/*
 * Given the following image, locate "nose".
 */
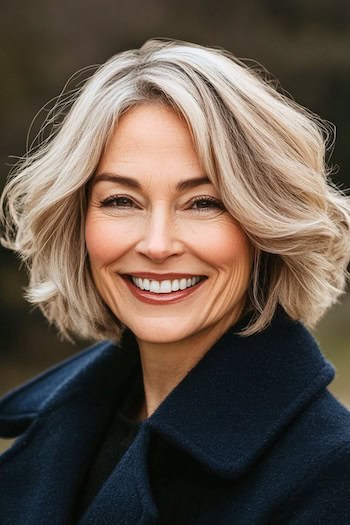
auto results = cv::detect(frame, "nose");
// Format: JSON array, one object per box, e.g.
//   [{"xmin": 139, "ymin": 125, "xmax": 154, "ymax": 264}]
[{"xmin": 135, "ymin": 206, "xmax": 184, "ymax": 263}]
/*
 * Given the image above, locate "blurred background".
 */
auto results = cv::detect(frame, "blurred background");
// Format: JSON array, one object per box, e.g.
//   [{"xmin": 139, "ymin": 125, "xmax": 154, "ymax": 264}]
[{"xmin": 0, "ymin": 0, "xmax": 349, "ymax": 413}]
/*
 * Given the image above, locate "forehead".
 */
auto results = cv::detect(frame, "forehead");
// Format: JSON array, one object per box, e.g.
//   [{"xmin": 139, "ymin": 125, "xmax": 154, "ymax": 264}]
[
  {"xmin": 114, "ymin": 103, "xmax": 187, "ymax": 142},
  {"xmin": 97, "ymin": 103, "xmax": 202, "ymax": 176}
]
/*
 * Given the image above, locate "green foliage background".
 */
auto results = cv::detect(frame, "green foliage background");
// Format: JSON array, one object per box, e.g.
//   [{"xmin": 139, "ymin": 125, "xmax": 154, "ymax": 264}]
[{"xmin": 0, "ymin": 0, "xmax": 349, "ymax": 408}]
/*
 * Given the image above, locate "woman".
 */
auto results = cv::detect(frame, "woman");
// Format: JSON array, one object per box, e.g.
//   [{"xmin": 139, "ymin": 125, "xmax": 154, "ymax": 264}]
[{"xmin": 0, "ymin": 38, "xmax": 350, "ymax": 524}]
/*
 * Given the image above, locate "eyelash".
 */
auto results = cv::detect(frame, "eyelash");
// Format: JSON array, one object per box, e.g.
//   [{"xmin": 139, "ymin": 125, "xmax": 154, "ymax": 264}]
[{"xmin": 99, "ymin": 194, "xmax": 225, "ymax": 213}]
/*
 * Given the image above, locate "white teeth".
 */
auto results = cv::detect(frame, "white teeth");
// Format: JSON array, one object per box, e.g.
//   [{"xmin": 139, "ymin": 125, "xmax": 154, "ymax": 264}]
[
  {"xmin": 149, "ymin": 280, "xmax": 160, "ymax": 293},
  {"xmin": 131, "ymin": 275, "xmax": 202, "ymax": 294},
  {"xmin": 179, "ymin": 278, "xmax": 187, "ymax": 290},
  {"xmin": 172, "ymin": 280, "xmax": 180, "ymax": 292},
  {"xmin": 160, "ymin": 280, "xmax": 172, "ymax": 293}
]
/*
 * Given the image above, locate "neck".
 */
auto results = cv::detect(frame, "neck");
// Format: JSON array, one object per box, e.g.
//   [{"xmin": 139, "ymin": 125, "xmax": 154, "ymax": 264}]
[{"xmin": 135, "ymin": 307, "xmax": 244, "ymax": 420}]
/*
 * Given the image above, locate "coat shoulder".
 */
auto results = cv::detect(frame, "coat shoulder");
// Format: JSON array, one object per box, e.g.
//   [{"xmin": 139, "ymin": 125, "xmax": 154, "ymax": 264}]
[
  {"xmin": 271, "ymin": 389, "xmax": 350, "ymax": 522},
  {"xmin": 0, "ymin": 340, "xmax": 114, "ymax": 437},
  {"xmin": 299, "ymin": 388, "xmax": 350, "ymax": 449},
  {"xmin": 275, "ymin": 388, "xmax": 350, "ymax": 471}
]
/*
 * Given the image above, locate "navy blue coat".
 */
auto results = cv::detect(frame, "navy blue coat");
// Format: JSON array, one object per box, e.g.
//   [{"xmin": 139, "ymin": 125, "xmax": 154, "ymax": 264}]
[{"xmin": 1, "ymin": 307, "xmax": 350, "ymax": 524}]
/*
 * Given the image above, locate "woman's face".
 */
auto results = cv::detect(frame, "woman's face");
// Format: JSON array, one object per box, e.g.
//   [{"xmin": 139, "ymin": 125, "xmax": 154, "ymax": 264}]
[{"xmin": 86, "ymin": 103, "xmax": 253, "ymax": 344}]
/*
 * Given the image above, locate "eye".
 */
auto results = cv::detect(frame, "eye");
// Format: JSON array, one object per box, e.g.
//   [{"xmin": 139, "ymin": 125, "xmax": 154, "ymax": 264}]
[
  {"xmin": 100, "ymin": 194, "xmax": 136, "ymax": 208},
  {"xmin": 190, "ymin": 196, "xmax": 225, "ymax": 212}
]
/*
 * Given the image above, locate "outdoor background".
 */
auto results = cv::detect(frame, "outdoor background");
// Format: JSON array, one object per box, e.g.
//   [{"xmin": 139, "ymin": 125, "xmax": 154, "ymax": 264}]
[{"xmin": 0, "ymin": 0, "xmax": 349, "ymax": 415}]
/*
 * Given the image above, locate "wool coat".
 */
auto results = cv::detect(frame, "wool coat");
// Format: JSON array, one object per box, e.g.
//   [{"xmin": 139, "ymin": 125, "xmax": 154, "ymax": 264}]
[{"xmin": 0, "ymin": 306, "xmax": 350, "ymax": 524}]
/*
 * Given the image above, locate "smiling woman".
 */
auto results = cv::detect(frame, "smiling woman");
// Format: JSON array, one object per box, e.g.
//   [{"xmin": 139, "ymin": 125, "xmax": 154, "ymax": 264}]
[
  {"xmin": 86, "ymin": 105, "xmax": 253, "ymax": 350},
  {"xmin": 0, "ymin": 38, "xmax": 350, "ymax": 523},
  {"xmin": 85, "ymin": 104, "xmax": 253, "ymax": 420}
]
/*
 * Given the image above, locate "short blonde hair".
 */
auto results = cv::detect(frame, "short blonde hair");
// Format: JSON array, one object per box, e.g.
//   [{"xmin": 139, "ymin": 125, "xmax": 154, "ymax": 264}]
[{"xmin": 1, "ymin": 38, "xmax": 350, "ymax": 341}]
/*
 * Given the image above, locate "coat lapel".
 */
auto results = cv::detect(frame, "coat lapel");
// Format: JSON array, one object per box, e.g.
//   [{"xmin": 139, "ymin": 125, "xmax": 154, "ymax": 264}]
[{"xmin": 79, "ymin": 426, "xmax": 158, "ymax": 524}]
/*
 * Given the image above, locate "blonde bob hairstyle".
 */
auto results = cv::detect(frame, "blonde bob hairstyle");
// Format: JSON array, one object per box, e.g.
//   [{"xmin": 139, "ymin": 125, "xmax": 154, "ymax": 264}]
[{"xmin": 1, "ymin": 38, "xmax": 350, "ymax": 342}]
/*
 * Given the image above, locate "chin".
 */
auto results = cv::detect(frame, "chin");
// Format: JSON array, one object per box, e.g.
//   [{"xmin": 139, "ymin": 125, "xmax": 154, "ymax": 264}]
[{"xmin": 125, "ymin": 320, "xmax": 196, "ymax": 346}]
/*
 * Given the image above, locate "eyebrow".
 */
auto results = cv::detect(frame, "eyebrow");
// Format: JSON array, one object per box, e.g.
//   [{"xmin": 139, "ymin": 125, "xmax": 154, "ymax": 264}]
[{"xmin": 93, "ymin": 173, "xmax": 212, "ymax": 192}]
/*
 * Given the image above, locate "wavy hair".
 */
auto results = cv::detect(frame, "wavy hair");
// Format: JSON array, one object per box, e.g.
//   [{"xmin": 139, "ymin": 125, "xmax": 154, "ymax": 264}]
[{"xmin": 1, "ymin": 38, "xmax": 350, "ymax": 341}]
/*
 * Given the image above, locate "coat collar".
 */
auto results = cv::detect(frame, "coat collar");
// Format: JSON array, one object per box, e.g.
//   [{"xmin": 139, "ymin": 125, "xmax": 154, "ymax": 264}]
[
  {"xmin": 0, "ymin": 306, "xmax": 335, "ymax": 480},
  {"xmin": 146, "ymin": 306, "xmax": 335, "ymax": 477}
]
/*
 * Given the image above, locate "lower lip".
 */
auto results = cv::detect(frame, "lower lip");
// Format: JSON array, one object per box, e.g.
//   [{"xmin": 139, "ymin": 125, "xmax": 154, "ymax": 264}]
[{"xmin": 121, "ymin": 276, "xmax": 207, "ymax": 305}]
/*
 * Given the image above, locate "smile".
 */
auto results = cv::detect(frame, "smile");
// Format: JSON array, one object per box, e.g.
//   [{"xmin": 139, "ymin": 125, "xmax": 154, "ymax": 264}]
[
  {"xmin": 121, "ymin": 274, "xmax": 207, "ymax": 305},
  {"xmin": 130, "ymin": 275, "xmax": 202, "ymax": 294}
]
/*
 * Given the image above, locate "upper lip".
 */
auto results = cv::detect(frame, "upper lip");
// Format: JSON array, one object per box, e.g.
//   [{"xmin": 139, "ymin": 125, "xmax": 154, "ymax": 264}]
[{"xmin": 122, "ymin": 272, "xmax": 206, "ymax": 280}]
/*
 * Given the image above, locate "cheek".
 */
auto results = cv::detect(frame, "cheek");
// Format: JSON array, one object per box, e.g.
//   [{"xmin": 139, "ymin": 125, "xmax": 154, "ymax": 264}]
[
  {"xmin": 85, "ymin": 214, "xmax": 131, "ymax": 267},
  {"xmin": 196, "ymin": 220, "xmax": 252, "ymax": 269},
  {"xmin": 222, "ymin": 234, "xmax": 252, "ymax": 269}
]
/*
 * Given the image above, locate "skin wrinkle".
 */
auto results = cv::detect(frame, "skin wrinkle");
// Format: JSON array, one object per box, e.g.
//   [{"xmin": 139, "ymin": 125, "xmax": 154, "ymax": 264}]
[{"xmin": 85, "ymin": 103, "xmax": 254, "ymax": 420}]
